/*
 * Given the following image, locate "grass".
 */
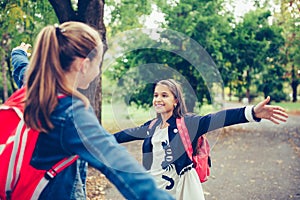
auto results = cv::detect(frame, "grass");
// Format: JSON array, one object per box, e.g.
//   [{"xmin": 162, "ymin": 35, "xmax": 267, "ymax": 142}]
[
  {"xmin": 101, "ymin": 102, "xmax": 221, "ymax": 133},
  {"xmin": 101, "ymin": 100, "xmax": 300, "ymax": 133},
  {"xmin": 101, "ymin": 102, "xmax": 154, "ymax": 133},
  {"xmin": 271, "ymin": 101, "xmax": 300, "ymax": 114}
]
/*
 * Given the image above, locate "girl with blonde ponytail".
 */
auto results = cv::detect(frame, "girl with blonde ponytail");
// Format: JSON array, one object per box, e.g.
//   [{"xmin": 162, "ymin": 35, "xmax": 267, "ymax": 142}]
[
  {"xmin": 11, "ymin": 21, "xmax": 174, "ymax": 200},
  {"xmin": 24, "ymin": 22, "xmax": 94, "ymax": 132}
]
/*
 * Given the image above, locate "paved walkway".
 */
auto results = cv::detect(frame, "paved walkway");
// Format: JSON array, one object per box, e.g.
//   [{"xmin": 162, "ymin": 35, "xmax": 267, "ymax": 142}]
[{"xmin": 104, "ymin": 113, "xmax": 300, "ymax": 200}]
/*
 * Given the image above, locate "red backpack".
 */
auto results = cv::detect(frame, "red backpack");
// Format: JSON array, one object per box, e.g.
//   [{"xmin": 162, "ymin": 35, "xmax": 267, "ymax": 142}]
[
  {"xmin": 0, "ymin": 88, "xmax": 78, "ymax": 200},
  {"xmin": 176, "ymin": 117, "xmax": 211, "ymax": 183},
  {"xmin": 149, "ymin": 117, "xmax": 211, "ymax": 183}
]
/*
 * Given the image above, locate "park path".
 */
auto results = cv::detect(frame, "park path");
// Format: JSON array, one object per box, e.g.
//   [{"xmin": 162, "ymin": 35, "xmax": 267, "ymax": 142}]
[{"xmin": 88, "ymin": 105, "xmax": 300, "ymax": 200}]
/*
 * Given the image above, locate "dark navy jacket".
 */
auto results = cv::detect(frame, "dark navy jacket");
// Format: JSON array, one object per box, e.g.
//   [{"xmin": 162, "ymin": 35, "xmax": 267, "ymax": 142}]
[{"xmin": 114, "ymin": 108, "xmax": 250, "ymax": 174}]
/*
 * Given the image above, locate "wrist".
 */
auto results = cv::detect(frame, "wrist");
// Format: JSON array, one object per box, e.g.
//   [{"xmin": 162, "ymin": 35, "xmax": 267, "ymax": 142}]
[{"xmin": 252, "ymin": 106, "xmax": 261, "ymax": 122}]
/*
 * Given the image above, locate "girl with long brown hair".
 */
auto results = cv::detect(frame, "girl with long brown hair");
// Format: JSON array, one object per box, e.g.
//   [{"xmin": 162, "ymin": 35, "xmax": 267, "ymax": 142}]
[
  {"xmin": 10, "ymin": 22, "xmax": 174, "ymax": 200},
  {"xmin": 114, "ymin": 79, "xmax": 288, "ymax": 200}
]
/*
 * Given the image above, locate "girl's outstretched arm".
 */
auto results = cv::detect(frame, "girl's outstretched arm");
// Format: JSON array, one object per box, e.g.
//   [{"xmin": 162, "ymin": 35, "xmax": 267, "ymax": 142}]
[
  {"xmin": 11, "ymin": 43, "xmax": 31, "ymax": 88},
  {"xmin": 253, "ymin": 96, "xmax": 288, "ymax": 124}
]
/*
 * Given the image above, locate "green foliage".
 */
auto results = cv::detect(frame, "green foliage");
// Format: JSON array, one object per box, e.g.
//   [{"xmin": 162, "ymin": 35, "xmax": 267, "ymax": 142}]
[
  {"xmin": 0, "ymin": 0, "xmax": 58, "ymax": 95},
  {"xmin": 105, "ymin": 0, "xmax": 152, "ymax": 36},
  {"xmin": 258, "ymin": 63, "xmax": 288, "ymax": 102},
  {"xmin": 0, "ymin": 0, "xmax": 57, "ymax": 47},
  {"xmin": 272, "ymin": 0, "xmax": 300, "ymax": 102},
  {"xmin": 229, "ymin": 8, "xmax": 286, "ymax": 100},
  {"xmin": 105, "ymin": 0, "xmax": 230, "ymax": 111},
  {"xmin": 104, "ymin": 0, "xmax": 296, "ymax": 109}
]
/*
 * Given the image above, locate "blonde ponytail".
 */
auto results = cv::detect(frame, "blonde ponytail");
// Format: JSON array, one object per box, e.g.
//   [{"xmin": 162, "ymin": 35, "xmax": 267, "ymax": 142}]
[{"xmin": 24, "ymin": 22, "xmax": 103, "ymax": 132}]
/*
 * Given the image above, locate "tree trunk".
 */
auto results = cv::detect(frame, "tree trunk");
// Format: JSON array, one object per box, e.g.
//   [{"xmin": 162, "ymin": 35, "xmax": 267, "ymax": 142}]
[
  {"xmin": 48, "ymin": 0, "xmax": 107, "ymax": 123},
  {"xmin": 1, "ymin": 55, "xmax": 8, "ymax": 102},
  {"xmin": 291, "ymin": 64, "xmax": 298, "ymax": 102},
  {"xmin": 291, "ymin": 80, "xmax": 298, "ymax": 102},
  {"xmin": 246, "ymin": 69, "xmax": 251, "ymax": 103},
  {"xmin": 1, "ymin": 33, "xmax": 9, "ymax": 101},
  {"xmin": 6, "ymin": 55, "xmax": 17, "ymax": 92}
]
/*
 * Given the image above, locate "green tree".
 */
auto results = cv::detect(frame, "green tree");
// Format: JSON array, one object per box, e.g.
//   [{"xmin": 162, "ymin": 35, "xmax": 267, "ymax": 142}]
[
  {"xmin": 0, "ymin": 0, "xmax": 106, "ymax": 121},
  {"xmin": 159, "ymin": 0, "xmax": 233, "ymax": 109},
  {"xmin": 230, "ymin": 9, "xmax": 286, "ymax": 102},
  {"xmin": 105, "ymin": 0, "xmax": 152, "ymax": 36},
  {"xmin": 105, "ymin": 0, "xmax": 231, "ymax": 111},
  {"xmin": 0, "ymin": 0, "xmax": 58, "ymax": 102},
  {"xmin": 273, "ymin": 0, "xmax": 300, "ymax": 102}
]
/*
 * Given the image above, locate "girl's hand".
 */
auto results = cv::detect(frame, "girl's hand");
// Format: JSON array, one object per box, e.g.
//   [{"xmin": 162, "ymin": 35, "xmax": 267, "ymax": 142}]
[
  {"xmin": 12, "ymin": 42, "xmax": 31, "ymax": 56},
  {"xmin": 253, "ymin": 96, "xmax": 288, "ymax": 124}
]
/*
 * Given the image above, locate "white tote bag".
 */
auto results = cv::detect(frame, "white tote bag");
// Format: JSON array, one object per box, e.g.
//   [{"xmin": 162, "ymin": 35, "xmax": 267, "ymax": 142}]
[{"xmin": 176, "ymin": 166, "xmax": 205, "ymax": 200}]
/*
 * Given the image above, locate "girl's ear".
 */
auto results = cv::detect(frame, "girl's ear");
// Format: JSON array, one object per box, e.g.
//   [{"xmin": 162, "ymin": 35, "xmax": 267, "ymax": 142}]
[{"xmin": 80, "ymin": 58, "xmax": 91, "ymax": 74}]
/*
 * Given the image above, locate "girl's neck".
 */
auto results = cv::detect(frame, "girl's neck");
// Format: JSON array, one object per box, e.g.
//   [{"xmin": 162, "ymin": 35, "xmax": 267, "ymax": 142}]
[{"xmin": 159, "ymin": 112, "xmax": 173, "ymax": 129}]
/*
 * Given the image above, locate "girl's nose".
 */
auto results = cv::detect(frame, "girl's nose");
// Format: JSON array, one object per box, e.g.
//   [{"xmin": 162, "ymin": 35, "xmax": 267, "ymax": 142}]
[{"xmin": 155, "ymin": 96, "xmax": 162, "ymax": 101}]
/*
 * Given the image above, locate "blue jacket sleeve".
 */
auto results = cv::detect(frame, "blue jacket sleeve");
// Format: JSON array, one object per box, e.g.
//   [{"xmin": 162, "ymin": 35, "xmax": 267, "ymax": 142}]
[
  {"xmin": 11, "ymin": 49, "xmax": 29, "ymax": 88},
  {"xmin": 62, "ymin": 102, "xmax": 174, "ymax": 200}
]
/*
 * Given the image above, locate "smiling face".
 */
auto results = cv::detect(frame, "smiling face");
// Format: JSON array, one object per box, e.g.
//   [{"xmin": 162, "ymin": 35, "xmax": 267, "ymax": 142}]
[{"xmin": 153, "ymin": 84, "xmax": 178, "ymax": 118}]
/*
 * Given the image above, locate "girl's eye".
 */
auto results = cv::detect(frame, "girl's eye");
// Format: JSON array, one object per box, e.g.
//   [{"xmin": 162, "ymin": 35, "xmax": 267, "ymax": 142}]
[
  {"xmin": 154, "ymin": 94, "xmax": 158, "ymax": 98},
  {"xmin": 162, "ymin": 94, "xmax": 168, "ymax": 98}
]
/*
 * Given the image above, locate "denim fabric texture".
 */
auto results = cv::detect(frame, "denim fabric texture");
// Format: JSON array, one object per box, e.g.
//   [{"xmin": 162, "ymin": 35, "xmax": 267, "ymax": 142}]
[
  {"xmin": 11, "ymin": 49, "xmax": 175, "ymax": 200},
  {"xmin": 11, "ymin": 49, "xmax": 28, "ymax": 88}
]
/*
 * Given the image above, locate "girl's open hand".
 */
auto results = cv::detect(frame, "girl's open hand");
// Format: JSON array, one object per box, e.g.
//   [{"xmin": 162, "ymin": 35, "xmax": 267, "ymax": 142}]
[
  {"xmin": 12, "ymin": 42, "xmax": 31, "ymax": 56},
  {"xmin": 253, "ymin": 96, "xmax": 288, "ymax": 124}
]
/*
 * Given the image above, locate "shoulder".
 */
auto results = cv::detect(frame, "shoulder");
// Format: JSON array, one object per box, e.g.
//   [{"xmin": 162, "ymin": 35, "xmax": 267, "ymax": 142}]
[
  {"xmin": 175, "ymin": 114, "xmax": 202, "ymax": 132},
  {"xmin": 52, "ymin": 96, "xmax": 91, "ymax": 120},
  {"xmin": 183, "ymin": 113, "xmax": 202, "ymax": 123}
]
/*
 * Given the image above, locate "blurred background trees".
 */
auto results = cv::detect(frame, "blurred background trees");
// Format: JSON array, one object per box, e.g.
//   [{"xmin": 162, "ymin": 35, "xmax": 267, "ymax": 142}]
[{"xmin": 0, "ymin": 0, "xmax": 299, "ymax": 116}]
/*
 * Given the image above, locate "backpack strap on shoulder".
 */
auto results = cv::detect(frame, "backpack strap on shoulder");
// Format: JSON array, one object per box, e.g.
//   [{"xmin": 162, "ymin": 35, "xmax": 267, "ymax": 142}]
[
  {"xmin": 31, "ymin": 155, "xmax": 79, "ymax": 199},
  {"xmin": 148, "ymin": 118, "xmax": 158, "ymax": 130},
  {"xmin": 146, "ymin": 118, "xmax": 158, "ymax": 136},
  {"xmin": 44, "ymin": 155, "xmax": 79, "ymax": 180},
  {"xmin": 176, "ymin": 117, "xmax": 193, "ymax": 160}
]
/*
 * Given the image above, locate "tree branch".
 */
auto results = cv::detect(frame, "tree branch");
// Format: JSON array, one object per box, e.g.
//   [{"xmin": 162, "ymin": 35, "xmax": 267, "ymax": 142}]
[{"xmin": 48, "ymin": 0, "xmax": 76, "ymax": 23}]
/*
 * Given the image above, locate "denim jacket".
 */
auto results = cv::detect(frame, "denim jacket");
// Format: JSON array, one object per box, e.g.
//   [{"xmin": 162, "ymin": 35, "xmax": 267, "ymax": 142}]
[
  {"xmin": 11, "ymin": 49, "xmax": 28, "ymax": 88},
  {"xmin": 11, "ymin": 49, "xmax": 174, "ymax": 200},
  {"xmin": 114, "ymin": 107, "xmax": 257, "ymax": 174}
]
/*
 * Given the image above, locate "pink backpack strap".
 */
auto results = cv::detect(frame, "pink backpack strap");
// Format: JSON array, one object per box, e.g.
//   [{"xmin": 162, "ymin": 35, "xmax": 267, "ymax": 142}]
[
  {"xmin": 45, "ymin": 155, "xmax": 79, "ymax": 179},
  {"xmin": 31, "ymin": 155, "xmax": 79, "ymax": 199},
  {"xmin": 176, "ymin": 117, "xmax": 193, "ymax": 160},
  {"xmin": 148, "ymin": 118, "xmax": 158, "ymax": 129},
  {"xmin": 146, "ymin": 118, "xmax": 158, "ymax": 136}
]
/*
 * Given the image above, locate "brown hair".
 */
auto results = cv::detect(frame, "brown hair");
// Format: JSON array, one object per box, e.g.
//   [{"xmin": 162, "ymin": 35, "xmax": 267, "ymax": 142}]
[
  {"xmin": 24, "ymin": 21, "xmax": 103, "ymax": 132},
  {"xmin": 154, "ymin": 79, "xmax": 188, "ymax": 118}
]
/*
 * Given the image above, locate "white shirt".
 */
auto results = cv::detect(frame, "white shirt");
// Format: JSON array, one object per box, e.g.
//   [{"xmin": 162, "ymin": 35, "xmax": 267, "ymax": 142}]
[
  {"xmin": 150, "ymin": 126, "xmax": 178, "ymax": 197},
  {"xmin": 149, "ymin": 125, "xmax": 205, "ymax": 200}
]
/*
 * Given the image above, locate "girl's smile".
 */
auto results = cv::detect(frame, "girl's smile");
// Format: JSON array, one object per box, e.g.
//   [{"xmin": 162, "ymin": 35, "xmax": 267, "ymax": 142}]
[{"xmin": 153, "ymin": 84, "xmax": 177, "ymax": 118}]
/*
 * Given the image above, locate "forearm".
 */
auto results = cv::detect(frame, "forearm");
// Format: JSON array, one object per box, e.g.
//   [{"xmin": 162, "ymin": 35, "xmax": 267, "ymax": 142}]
[
  {"xmin": 114, "ymin": 121, "xmax": 151, "ymax": 143},
  {"xmin": 11, "ymin": 49, "xmax": 29, "ymax": 88},
  {"xmin": 200, "ymin": 106, "xmax": 258, "ymax": 133},
  {"xmin": 63, "ymin": 104, "xmax": 172, "ymax": 199}
]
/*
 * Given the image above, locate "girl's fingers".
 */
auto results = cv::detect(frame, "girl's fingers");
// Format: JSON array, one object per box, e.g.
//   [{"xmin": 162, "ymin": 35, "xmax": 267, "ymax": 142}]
[
  {"xmin": 270, "ymin": 118, "xmax": 280, "ymax": 124},
  {"xmin": 272, "ymin": 114, "xmax": 288, "ymax": 122},
  {"xmin": 273, "ymin": 109, "xmax": 288, "ymax": 118}
]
